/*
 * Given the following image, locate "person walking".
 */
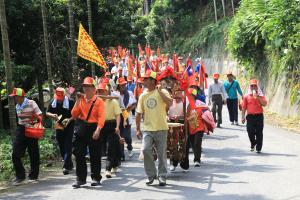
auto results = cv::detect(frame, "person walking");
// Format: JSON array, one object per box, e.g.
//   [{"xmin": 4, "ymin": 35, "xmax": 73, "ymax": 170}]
[
  {"xmin": 46, "ymin": 87, "xmax": 75, "ymax": 175},
  {"xmin": 71, "ymin": 77, "xmax": 105, "ymax": 188},
  {"xmin": 242, "ymin": 79, "xmax": 267, "ymax": 153},
  {"xmin": 97, "ymin": 83, "xmax": 122, "ymax": 178},
  {"xmin": 208, "ymin": 73, "xmax": 228, "ymax": 128},
  {"xmin": 136, "ymin": 70, "xmax": 173, "ymax": 186},
  {"xmin": 116, "ymin": 77, "xmax": 136, "ymax": 160},
  {"xmin": 224, "ymin": 72, "xmax": 243, "ymax": 125},
  {"xmin": 9, "ymin": 88, "xmax": 43, "ymax": 186}
]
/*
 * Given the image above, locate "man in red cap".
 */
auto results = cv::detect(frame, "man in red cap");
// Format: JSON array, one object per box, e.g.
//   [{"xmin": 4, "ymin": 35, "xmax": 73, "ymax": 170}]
[
  {"xmin": 116, "ymin": 77, "xmax": 136, "ymax": 160},
  {"xmin": 46, "ymin": 87, "xmax": 75, "ymax": 175},
  {"xmin": 97, "ymin": 83, "xmax": 122, "ymax": 178},
  {"xmin": 208, "ymin": 73, "xmax": 228, "ymax": 128},
  {"xmin": 9, "ymin": 88, "xmax": 42, "ymax": 186},
  {"xmin": 136, "ymin": 70, "xmax": 173, "ymax": 186},
  {"xmin": 71, "ymin": 77, "xmax": 105, "ymax": 188},
  {"xmin": 242, "ymin": 79, "xmax": 267, "ymax": 153}
]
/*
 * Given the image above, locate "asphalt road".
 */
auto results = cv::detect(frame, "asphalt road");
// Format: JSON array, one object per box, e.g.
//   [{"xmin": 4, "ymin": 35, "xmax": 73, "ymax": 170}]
[{"xmin": 1, "ymin": 112, "xmax": 300, "ymax": 200}]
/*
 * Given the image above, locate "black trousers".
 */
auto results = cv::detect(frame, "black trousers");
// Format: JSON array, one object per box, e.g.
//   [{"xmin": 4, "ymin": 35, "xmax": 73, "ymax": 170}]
[
  {"xmin": 190, "ymin": 131, "xmax": 204, "ymax": 162},
  {"xmin": 227, "ymin": 98, "xmax": 238, "ymax": 122},
  {"xmin": 12, "ymin": 125, "xmax": 40, "ymax": 179},
  {"xmin": 73, "ymin": 123, "xmax": 102, "ymax": 182},
  {"xmin": 212, "ymin": 94, "xmax": 223, "ymax": 125},
  {"xmin": 56, "ymin": 123, "xmax": 74, "ymax": 170},
  {"xmin": 246, "ymin": 114, "xmax": 264, "ymax": 151},
  {"xmin": 120, "ymin": 117, "xmax": 133, "ymax": 159},
  {"xmin": 101, "ymin": 120, "xmax": 122, "ymax": 171}
]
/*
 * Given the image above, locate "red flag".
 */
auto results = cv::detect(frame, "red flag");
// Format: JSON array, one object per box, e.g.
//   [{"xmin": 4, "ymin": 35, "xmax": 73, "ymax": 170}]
[
  {"xmin": 173, "ymin": 53, "xmax": 179, "ymax": 72},
  {"xmin": 144, "ymin": 57, "xmax": 151, "ymax": 71},
  {"xmin": 151, "ymin": 60, "xmax": 158, "ymax": 72},
  {"xmin": 135, "ymin": 58, "xmax": 140, "ymax": 78},
  {"xmin": 117, "ymin": 45, "xmax": 123, "ymax": 57},
  {"xmin": 199, "ymin": 63, "xmax": 208, "ymax": 89},
  {"xmin": 127, "ymin": 54, "xmax": 134, "ymax": 76},
  {"xmin": 145, "ymin": 44, "xmax": 151, "ymax": 58},
  {"xmin": 157, "ymin": 47, "xmax": 161, "ymax": 57},
  {"xmin": 138, "ymin": 44, "xmax": 144, "ymax": 57}
]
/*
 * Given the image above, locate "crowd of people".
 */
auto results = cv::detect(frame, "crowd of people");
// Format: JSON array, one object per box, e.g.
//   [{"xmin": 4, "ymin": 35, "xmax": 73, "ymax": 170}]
[{"xmin": 8, "ymin": 49, "xmax": 268, "ymax": 188}]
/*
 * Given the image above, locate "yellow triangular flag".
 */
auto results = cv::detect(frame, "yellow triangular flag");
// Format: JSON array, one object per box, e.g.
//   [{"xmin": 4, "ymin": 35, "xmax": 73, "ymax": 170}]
[{"xmin": 77, "ymin": 23, "xmax": 107, "ymax": 69}]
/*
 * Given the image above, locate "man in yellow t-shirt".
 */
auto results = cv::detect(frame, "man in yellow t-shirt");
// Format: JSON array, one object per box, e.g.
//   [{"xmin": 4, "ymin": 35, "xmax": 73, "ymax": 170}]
[{"xmin": 136, "ymin": 70, "xmax": 172, "ymax": 186}]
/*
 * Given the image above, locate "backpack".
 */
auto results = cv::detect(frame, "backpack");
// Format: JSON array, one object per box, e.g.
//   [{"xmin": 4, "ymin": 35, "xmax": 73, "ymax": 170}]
[{"xmin": 201, "ymin": 109, "xmax": 216, "ymax": 134}]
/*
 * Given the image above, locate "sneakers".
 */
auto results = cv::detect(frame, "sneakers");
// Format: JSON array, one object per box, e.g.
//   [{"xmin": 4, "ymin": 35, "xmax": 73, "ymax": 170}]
[
  {"xmin": 231, "ymin": 122, "xmax": 234, "ymax": 125},
  {"xmin": 128, "ymin": 150, "xmax": 134, "ymax": 158},
  {"xmin": 170, "ymin": 165, "xmax": 176, "ymax": 172},
  {"xmin": 182, "ymin": 169, "xmax": 189, "ymax": 173},
  {"xmin": 72, "ymin": 180, "xmax": 86, "ymax": 188},
  {"xmin": 63, "ymin": 168, "xmax": 72, "ymax": 175},
  {"xmin": 235, "ymin": 121, "xmax": 239, "ymax": 125},
  {"xmin": 12, "ymin": 178, "xmax": 25, "ymax": 186},
  {"xmin": 251, "ymin": 144, "xmax": 256, "ymax": 152},
  {"xmin": 91, "ymin": 179, "xmax": 101, "ymax": 186},
  {"xmin": 145, "ymin": 177, "xmax": 156, "ymax": 185},
  {"xmin": 27, "ymin": 178, "xmax": 38, "ymax": 184},
  {"xmin": 111, "ymin": 167, "xmax": 118, "ymax": 173},
  {"xmin": 158, "ymin": 177, "xmax": 166, "ymax": 186},
  {"xmin": 105, "ymin": 170, "xmax": 112, "ymax": 178},
  {"xmin": 194, "ymin": 161, "xmax": 201, "ymax": 167}
]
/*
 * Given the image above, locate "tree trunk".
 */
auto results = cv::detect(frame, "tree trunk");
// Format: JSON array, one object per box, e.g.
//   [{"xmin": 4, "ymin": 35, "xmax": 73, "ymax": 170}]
[
  {"xmin": 87, "ymin": 0, "xmax": 95, "ymax": 77},
  {"xmin": 41, "ymin": 0, "xmax": 54, "ymax": 97},
  {"xmin": 213, "ymin": 0, "xmax": 218, "ymax": 23},
  {"xmin": 0, "ymin": 0, "xmax": 17, "ymax": 134},
  {"xmin": 221, "ymin": 0, "xmax": 226, "ymax": 17},
  {"xmin": 0, "ymin": 94, "xmax": 3, "ymax": 129},
  {"xmin": 68, "ymin": 0, "xmax": 79, "ymax": 92},
  {"xmin": 37, "ymin": 76, "xmax": 45, "ymax": 113},
  {"xmin": 143, "ymin": 0, "xmax": 149, "ymax": 15},
  {"xmin": 231, "ymin": 0, "xmax": 235, "ymax": 15}
]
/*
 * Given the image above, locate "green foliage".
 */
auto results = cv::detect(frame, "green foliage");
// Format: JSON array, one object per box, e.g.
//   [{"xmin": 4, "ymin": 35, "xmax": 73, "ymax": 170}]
[
  {"xmin": 0, "ymin": 129, "xmax": 58, "ymax": 181},
  {"xmin": 174, "ymin": 18, "xmax": 231, "ymax": 55},
  {"xmin": 227, "ymin": 0, "xmax": 300, "ymax": 77}
]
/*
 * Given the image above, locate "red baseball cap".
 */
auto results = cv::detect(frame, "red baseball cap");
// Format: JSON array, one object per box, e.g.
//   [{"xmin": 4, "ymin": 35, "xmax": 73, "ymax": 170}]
[
  {"xmin": 55, "ymin": 87, "xmax": 65, "ymax": 101},
  {"xmin": 82, "ymin": 77, "xmax": 96, "ymax": 86},
  {"xmin": 137, "ymin": 78, "xmax": 144, "ymax": 84},
  {"xmin": 9, "ymin": 88, "xmax": 25, "ymax": 97},
  {"xmin": 250, "ymin": 79, "xmax": 258, "ymax": 86},
  {"xmin": 116, "ymin": 77, "xmax": 127, "ymax": 85},
  {"xmin": 127, "ymin": 76, "xmax": 133, "ymax": 82},
  {"xmin": 97, "ymin": 83, "xmax": 108, "ymax": 91},
  {"xmin": 213, "ymin": 73, "xmax": 219, "ymax": 79}
]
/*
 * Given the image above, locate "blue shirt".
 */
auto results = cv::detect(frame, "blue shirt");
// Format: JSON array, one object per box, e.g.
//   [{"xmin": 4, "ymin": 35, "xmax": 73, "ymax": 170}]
[{"xmin": 224, "ymin": 80, "xmax": 243, "ymax": 99}]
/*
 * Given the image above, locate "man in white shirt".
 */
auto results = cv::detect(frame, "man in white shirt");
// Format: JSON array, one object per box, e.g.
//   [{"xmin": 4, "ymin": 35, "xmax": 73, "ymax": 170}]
[
  {"xmin": 116, "ymin": 77, "xmax": 137, "ymax": 160},
  {"xmin": 208, "ymin": 73, "xmax": 228, "ymax": 127}
]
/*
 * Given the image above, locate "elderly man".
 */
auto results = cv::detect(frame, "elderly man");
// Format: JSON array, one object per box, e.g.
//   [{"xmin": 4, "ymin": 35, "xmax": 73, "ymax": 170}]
[
  {"xmin": 10, "ymin": 88, "xmax": 43, "ymax": 186},
  {"xmin": 208, "ymin": 73, "xmax": 228, "ymax": 128},
  {"xmin": 71, "ymin": 77, "xmax": 105, "ymax": 188},
  {"xmin": 136, "ymin": 70, "xmax": 173, "ymax": 186}
]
